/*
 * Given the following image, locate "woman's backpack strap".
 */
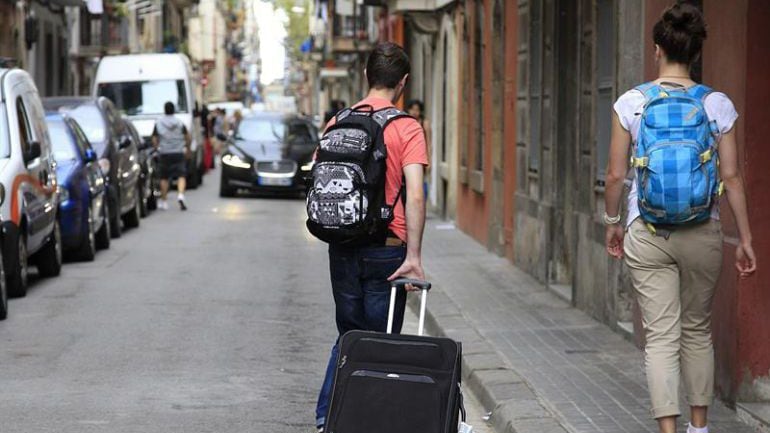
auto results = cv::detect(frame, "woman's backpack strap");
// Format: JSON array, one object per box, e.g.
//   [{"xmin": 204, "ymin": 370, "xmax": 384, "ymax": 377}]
[{"xmin": 635, "ymin": 81, "xmax": 664, "ymax": 103}]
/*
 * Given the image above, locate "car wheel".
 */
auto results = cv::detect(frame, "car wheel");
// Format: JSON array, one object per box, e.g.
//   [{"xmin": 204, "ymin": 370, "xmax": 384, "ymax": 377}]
[
  {"xmin": 123, "ymin": 189, "xmax": 141, "ymax": 229},
  {"xmin": 7, "ymin": 230, "xmax": 28, "ymax": 298},
  {"xmin": 77, "ymin": 206, "xmax": 97, "ymax": 262},
  {"xmin": 110, "ymin": 189, "xmax": 122, "ymax": 239},
  {"xmin": 36, "ymin": 220, "xmax": 62, "ymax": 278},
  {"xmin": 95, "ymin": 201, "xmax": 111, "ymax": 250},
  {"xmin": 139, "ymin": 182, "xmax": 149, "ymax": 218},
  {"xmin": 0, "ymin": 251, "xmax": 8, "ymax": 320},
  {"xmin": 220, "ymin": 172, "xmax": 235, "ymax": 197},
  {"xmin": 147, "ymin": 193, "xmax": 157, "ymax": 211}
]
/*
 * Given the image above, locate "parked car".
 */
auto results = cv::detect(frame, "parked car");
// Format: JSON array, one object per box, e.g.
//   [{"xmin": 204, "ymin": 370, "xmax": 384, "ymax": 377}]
[
  {"xmin": 43, "ymin": 97, "xmax": 142, "ymax": 238},
  {"xmin": 45, "ymin": 114, "xmax": 110, "ymax": 261},
  {"xmin": 0, "ymin": 186, "xmax": 6, "ymax": 320},
  {"xmin": 0, "ymin": 68, "xmax": 62, "ymax": 298},
  {"xmin": 124, "ymin": 118, "xmax": 158, "ymax": 215},
  {"xmin": 93, "ymin": 53, "xmax": 206, "ymax": 189},
  {"xmin": 219, "ymin": 112, "xmax": 318, "ymax": 197}
]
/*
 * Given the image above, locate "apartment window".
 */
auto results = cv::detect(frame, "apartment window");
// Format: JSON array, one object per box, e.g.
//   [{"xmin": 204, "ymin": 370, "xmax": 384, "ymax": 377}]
[
  {"xmin": 474, "ymin": 0, "xmax": 485, "ymax": 172},
  {"xmin": 595, "ymin": 0, "xmax": 615, "ymax": 182},
  {"xmin": 529, "ymin": 0, "xmax": 543, "ymax": 173}
]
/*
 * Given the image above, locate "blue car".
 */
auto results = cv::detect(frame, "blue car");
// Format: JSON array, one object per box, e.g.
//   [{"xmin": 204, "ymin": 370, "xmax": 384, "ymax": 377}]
[{"xmin": 45, "ymin": 114, "xmax": 111, "ymax": 261}]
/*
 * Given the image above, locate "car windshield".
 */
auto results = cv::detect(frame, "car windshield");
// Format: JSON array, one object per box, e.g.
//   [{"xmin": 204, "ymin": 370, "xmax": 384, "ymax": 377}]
[
  {"xmin": 46, "ymin": 119, "xmax": 79, "ymax": 162},
  {"xmin": 66, "ymin": 105, "xmax": 107, "ymax": 154},
  {"xmin": 0, "ymin": 105, "xmax": 9, "ymax": 158},
  {"xmin": 97, "ymin": 80, "xmax": 188, "ymax": 116},
  {"xmin": 236, "ymin": 117, "xmax": 285, "ymax": 142}
]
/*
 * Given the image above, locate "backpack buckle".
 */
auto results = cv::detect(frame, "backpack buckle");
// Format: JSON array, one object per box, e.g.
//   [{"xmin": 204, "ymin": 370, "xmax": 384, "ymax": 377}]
[
  {"xmin": 699, "ymin": 149, "xmax": 713, "ymax": 164},
  {"xmin": 631, "ymin": 157, "xmax": 648, "ymax": 168}
]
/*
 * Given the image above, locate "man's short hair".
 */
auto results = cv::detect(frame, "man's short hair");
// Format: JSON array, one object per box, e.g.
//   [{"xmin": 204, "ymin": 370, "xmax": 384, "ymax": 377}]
[
  {"xmin": 365, "ymin": 42, "xmax": 410, "ymax": 89},
  {"xmin": 164, "ymin": 102, "xmax": 175, "ymax": 115}
]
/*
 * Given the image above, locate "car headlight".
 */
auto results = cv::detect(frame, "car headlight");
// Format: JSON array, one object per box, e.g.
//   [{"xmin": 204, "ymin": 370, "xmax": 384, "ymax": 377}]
[
  {"xmin": 222, "ymin": 154, "xmax": 251, "ymax": 169},
  {"xmin": 300, "ymin": 161, "xmax": 315, "ymax": 172},
  {"xmin": 98, "ymin": 158, "xmax": 111, "ymax": 174},
  {"xmin": 57, "ymin": 185, "xmax": 70, "ymax": 203}
]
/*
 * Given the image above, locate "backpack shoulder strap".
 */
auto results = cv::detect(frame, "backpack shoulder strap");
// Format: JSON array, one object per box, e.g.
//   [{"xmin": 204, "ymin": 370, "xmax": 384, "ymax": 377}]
[
  {"xmin": 335, "ymin": 108, "xmax": 353, "ymax": 122},
  {"xmin": 686, "ymin": 84, "xmax": 713, "ymax": 103},
  {"xmin": 372, "ymin": 107, "xmax": 412, "ymax": 129},
  {"xmin": 635, "ymin": 81, "xmax": 664, "ymax": 103},
  {"xmin": 687, "ymin": 84, "xmax": 721, "ymax": 139}
]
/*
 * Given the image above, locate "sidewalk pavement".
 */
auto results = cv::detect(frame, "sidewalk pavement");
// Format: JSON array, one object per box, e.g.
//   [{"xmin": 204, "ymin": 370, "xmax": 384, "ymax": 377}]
[{"xmin": 411, "ymin": 221, "xmax": 757, "ymax": 433}]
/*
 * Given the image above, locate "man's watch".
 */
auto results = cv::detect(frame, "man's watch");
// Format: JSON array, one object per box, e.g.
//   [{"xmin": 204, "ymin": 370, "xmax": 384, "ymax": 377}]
[{"xmin": 603, "ymin": 212, "xmax": 622, "ymax": 225}]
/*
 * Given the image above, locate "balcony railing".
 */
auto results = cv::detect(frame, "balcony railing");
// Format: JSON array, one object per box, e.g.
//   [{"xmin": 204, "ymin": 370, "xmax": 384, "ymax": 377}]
[
  {"xmin": 78, "ymin": 16, "xmax": 130, "ymax": 56},
  {"xmin": 331, "ymin": 13, "xmax": 371, "ymax": 53}
]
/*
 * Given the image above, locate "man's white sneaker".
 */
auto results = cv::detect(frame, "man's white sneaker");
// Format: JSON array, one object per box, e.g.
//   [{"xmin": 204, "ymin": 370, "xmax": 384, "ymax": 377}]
[{"xmin": 158, "ymin": 199, "xmax": 168, "ymax": 210}]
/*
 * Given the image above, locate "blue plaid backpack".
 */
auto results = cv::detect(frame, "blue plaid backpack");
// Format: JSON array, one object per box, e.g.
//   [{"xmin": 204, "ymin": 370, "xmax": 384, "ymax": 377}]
[{"xmin": 632, "ymin": 82, "xmax": 723, "ymax": 225}]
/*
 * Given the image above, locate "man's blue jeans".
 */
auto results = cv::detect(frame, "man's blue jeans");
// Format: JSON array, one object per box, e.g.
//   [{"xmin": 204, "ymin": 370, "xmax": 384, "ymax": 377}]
[{"xmin": 315, "ymin": 243, "xmax": 408, "ymax": 428}]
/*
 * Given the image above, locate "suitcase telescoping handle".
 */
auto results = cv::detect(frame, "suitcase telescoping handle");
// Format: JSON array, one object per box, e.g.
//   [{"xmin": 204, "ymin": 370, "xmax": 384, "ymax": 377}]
[{"xmin": 386, "ymin": 278, "xmax": 432, "ymax": 336}]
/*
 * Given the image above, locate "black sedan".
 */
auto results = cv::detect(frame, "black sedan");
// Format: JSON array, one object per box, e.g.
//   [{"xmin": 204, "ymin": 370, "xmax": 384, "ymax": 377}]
[{"xmin": 219, "ymin": 113, "xmax": 318, "ymax": 197}]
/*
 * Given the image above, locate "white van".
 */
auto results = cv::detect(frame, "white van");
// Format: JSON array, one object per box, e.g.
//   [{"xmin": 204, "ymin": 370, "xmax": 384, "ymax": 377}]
[
  {"xmin": 0, "ymin": 68, "xmax": 62, "ymax": 312},
  {"xmin": 93, "ymin": 54, "xmax": 205, "ymax": 188}
]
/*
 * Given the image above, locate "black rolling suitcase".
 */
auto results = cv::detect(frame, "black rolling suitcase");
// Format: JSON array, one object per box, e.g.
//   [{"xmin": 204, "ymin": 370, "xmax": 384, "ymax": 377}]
[{"xmin": 323, "ymin": 278, "xmax": 467, "ymax": 433}]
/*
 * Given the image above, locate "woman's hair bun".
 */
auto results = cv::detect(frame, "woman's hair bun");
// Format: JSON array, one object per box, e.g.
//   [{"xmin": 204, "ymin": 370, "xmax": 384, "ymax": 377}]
[
  {"xmin": 662, "ymin": 2, "xmax": 706, "ymax": 35},
  {"xmin": 653, "ymin": 2, "xmax": 707, "ymax": 65}
]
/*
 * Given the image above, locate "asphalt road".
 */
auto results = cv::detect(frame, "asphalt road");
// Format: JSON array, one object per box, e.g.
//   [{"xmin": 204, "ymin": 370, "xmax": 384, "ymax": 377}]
[{"xmin": 0, "ymin": 166, "xmax": 490, "ymax": 433}]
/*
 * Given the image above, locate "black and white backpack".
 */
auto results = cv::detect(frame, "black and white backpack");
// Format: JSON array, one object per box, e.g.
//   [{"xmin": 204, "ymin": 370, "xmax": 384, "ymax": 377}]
[{"xmin": 306, "ymin": 105, "xmax": 411, "ymax": 246}]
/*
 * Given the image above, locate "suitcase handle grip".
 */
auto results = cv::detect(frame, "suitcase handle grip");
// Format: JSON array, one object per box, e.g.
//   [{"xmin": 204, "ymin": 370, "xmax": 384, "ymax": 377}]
[
  {"xmin": 391, "ymin": 278, "xmax": 432, "ymax": 291},
  {"xmin": 387, "ymin": 279, "xmax": 431, "ymax": 336}
]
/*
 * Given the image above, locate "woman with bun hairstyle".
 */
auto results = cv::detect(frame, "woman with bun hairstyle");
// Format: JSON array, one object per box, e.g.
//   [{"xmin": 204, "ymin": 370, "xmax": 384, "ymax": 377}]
[{"xmin": 604, "ymin": 3, "xmax": 756, "ymax": 433}]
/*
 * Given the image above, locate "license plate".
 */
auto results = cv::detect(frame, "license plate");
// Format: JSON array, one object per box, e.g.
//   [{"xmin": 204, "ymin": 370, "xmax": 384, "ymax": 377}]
[{"xmin": 258, "ymin": 176, "xmax": 292, "ymax": 186}]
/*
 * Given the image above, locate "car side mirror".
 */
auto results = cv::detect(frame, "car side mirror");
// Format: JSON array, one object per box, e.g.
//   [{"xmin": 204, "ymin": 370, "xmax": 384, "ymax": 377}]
[
  {"xmin": 84, "ymin": 148, "xmax": 97, "ymax": 163},
  {"xmin": 24, "ymin": 141, "xmax": 41, "ymax": 163},
  {"xmin": 119, "ymin": 137, "xmax": 132, "ymax": 149}
]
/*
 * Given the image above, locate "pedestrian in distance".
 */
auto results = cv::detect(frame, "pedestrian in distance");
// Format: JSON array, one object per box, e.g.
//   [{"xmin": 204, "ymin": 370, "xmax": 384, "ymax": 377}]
[
  {"xmin": 407, "ymin": 99, "xmax": 432, "ymax": 199},
  {"xmin": 604, "ymin": 3, "xmax": 756, "ymax": 433},
  {"xmin": 211, "ymin": 108, "xmax": 227, "ymax": 154},
  {"xmin": 230, "ymin": 109, "xmax": 243, "ymax": 136},
  {"xmin": 152, "ymin": 101, "xmax": 192, "ymax": 211},
  {"xmin": 309, "ymin": 42, "xmax": 428, "ymax": 433}
]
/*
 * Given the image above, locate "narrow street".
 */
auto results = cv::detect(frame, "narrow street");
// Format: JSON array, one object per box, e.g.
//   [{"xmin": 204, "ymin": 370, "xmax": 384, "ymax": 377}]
[
  {"xmin": 0, "ymin": 166, "xmax": 332, "ymax": 432},
  {"xmin": 0, "ymin": 167, "xmax": 489, "ymax": 433}
]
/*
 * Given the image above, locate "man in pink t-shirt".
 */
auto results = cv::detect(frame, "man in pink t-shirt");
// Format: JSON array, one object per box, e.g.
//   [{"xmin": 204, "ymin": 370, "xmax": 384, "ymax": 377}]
[{"xmin": 314, "ymin": 42, "xmax": 428, "ymax": 432}]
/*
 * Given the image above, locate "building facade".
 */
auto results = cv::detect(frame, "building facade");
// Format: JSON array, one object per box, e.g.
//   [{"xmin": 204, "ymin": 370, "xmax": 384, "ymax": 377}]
[
  {"xmin": 442, "ymin": 0, "xmax": 770, "ymax": 411},
  {"xmin": 300, "ymin": 0, "xmax": 770, "ymax": 413}
]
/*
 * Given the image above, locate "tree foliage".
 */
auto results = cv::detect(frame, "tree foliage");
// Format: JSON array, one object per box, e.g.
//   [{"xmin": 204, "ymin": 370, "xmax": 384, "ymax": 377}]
[{"xmin": 274, "ymin": 0, "xmax": 311, "ymax": 60}]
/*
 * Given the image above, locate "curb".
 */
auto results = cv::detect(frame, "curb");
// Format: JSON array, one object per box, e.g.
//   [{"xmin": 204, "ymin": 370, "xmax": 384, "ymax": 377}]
[{"xmin": 408, "ymin": 287, "xmax": 570, "ymax": 433}]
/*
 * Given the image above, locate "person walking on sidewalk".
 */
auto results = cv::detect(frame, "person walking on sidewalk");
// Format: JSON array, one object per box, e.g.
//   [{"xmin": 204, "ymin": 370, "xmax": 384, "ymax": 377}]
[
  {"xmin": 313, "ymin": 42, "xmax": 428, "ymax": 433},
  {"xmin": 407, "ymin": 99, "xmax": 432, "ymax": 199},
  {"xmin": 604, "ymin": 4, "xmax": 756, "ymax": 433},
  {"xmin": 152, "ymin": 102, "xmax": 191, "ymax": 211}
]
